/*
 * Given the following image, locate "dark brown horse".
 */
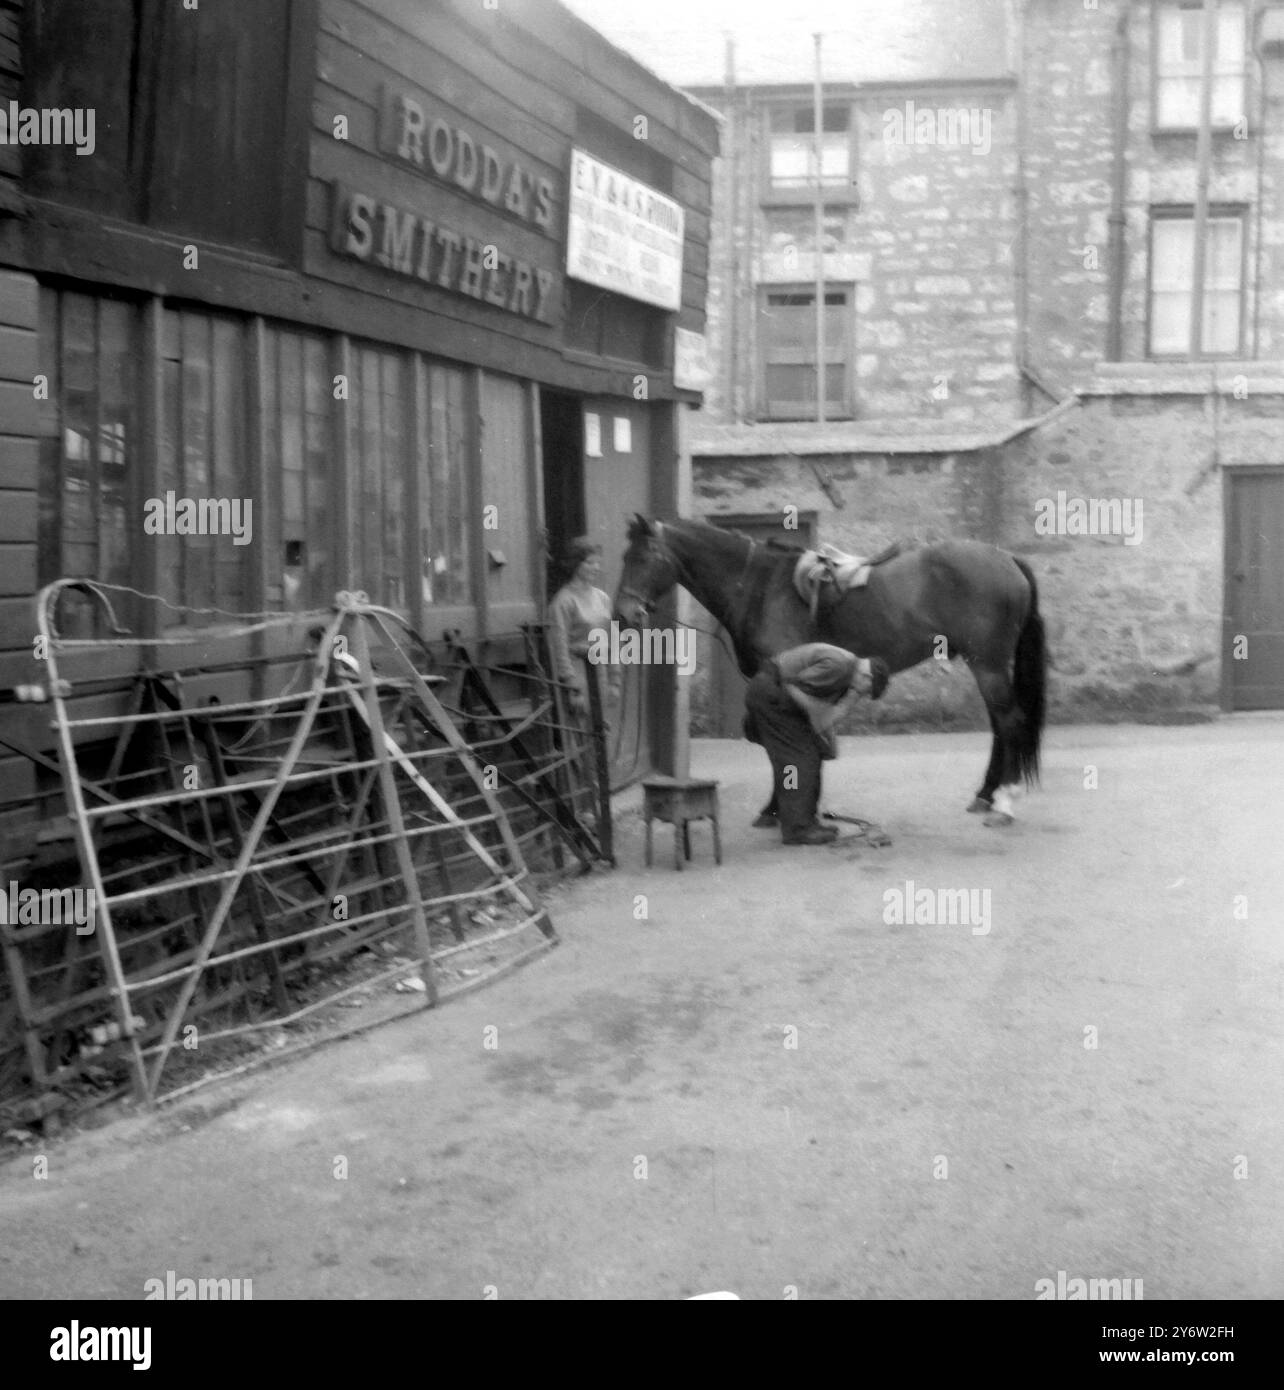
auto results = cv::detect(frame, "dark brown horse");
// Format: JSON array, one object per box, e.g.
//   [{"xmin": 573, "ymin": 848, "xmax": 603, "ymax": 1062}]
[{"xmin": 614, "ymin": 516, "xmax": 1046, "ymax": 826}]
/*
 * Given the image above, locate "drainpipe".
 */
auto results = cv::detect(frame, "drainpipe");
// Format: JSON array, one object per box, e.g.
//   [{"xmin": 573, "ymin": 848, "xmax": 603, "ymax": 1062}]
[
  {"xmin": 1106, "ymin": 0, "xmax": 1134, "ymax": 361},
  {"xmin": 813, "ymin": 32, "xmax": 826, "ymax": 424},
  {"xmin": 1189, "ymin": 0, "xmax": 1219, "ymax": 359},
  {"xmin": 1251, "ymin": 5, "xmax": 1274, "ymax": 360},
  {"xmin": 1013, "ymin": 0, "xmax": 1031, "ymax": 411},
  {"xmin": 1013, "ymin": 1, "xmax": 1068, "ymax": 409},
  {"xmin": 723, "ymin": 34, "xmax": 739, "ymax": 421}
]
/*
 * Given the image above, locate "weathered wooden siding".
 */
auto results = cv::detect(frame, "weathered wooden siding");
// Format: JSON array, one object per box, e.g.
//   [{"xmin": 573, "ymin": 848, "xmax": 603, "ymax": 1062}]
[
  {"xmin": 0, "ymin": 0, "xmax": 718, "ymax": 835},
  {"xmin": 478, "ymin": 371, "xmax": 537, "ymax": 634},
  {"xmin": 0, "ymin": 1, "xmax": 20, "ymax": 205},
  {"xmin": 0, "ymin": 267, "xmax": 43, "ymax": 847},
  {"xmin": 308, "ymin": 0, "xmax": 717, "ymax": 392}
]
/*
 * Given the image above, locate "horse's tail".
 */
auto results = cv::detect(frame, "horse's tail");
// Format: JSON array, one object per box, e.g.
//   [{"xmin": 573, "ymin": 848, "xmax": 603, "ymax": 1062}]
[{"xmin": 1011, "ymin": 557, "xmax": 1046, "ymax": 786}]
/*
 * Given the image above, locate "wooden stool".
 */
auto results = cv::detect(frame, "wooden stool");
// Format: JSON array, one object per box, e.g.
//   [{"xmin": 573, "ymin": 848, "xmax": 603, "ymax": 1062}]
[{"xmin": 641, "ymin": 776, "xmax": 722, "ymax": 870}]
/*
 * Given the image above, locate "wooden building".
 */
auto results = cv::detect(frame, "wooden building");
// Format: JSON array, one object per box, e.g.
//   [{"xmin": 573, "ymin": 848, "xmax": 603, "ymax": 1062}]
[{"xmin": 0, "ymin": 0, "xmax": 720, "ymax": 846}]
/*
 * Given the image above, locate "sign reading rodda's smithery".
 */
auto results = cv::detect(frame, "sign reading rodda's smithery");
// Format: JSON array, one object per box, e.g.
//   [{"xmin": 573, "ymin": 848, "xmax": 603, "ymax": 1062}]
[
  {"xmin": 376, "ymin": 86, "xmax": 560, "ymax": 237},
  {"xmin": 329, "ymin": 84, "xmax": 561, "ymax": 324}
]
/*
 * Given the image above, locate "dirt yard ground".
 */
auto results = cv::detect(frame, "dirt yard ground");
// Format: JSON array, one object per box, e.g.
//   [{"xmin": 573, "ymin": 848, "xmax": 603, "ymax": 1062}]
[{"xmin": 2, "ymin": 719, "xmax": 1282, "ymax": 1300}]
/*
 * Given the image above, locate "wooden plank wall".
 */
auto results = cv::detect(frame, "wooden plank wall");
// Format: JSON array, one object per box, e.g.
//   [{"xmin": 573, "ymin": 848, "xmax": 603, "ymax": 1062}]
[
  {"xmin": 0, "ymin": 0, "xmax": 20, "ymax": 206},
  {"xmin": 0, "ymin": 268, "xmax": 45, "ymax": 850},
  {"xmin": 0, "ymin": 0, "xmax": 719, "ymax": 844},
  {"xmin": 308, "ymin": 0, "xmax": 718, "ymax": 392}
]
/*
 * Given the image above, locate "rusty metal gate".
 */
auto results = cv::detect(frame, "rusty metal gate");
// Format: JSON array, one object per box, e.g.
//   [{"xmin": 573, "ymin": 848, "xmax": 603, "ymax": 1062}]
[{"xmin": 0, "ymin": 583, "xmax": 613, "ymax": 1116}]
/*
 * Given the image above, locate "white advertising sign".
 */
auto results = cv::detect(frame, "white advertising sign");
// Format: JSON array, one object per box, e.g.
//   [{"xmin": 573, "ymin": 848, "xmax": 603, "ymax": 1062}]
[
  {"xmin": 584, "ymin": 412, "xmax": 602, "ymax": 457},
  {"xmin": 673, "ymin": 328, "xmax": 710, "ymax": 392},
  {"xmin": 566, "ymin": 148, "xmax": 685, "ymax": 311}
]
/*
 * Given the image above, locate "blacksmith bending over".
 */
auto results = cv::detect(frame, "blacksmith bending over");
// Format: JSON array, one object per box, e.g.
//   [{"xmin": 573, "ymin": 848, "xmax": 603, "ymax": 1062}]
[{"xmin": 743, "ymin": 643, "xmax": 876, "ymax": 845}]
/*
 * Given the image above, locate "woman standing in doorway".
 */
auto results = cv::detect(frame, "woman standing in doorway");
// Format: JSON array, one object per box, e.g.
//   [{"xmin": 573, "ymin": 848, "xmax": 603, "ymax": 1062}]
[{"xmin": 547, "ymin": 536, "xmax": 617, "ymax": 721}]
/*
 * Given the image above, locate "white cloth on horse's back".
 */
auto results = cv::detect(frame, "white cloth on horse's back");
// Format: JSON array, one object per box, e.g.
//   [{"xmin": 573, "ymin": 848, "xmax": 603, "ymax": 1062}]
[{"xmin": 792, "ymin": 544, "xmax": 872, "ymax": 609}]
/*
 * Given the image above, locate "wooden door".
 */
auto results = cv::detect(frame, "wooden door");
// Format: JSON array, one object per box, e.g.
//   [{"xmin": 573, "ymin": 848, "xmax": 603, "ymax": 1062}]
[
  {"xmin": 1225, "ymin": 468, "xmax": 1284, "ymax": 709},
  {"xmin": 479, "ymin": 372, "xmax": 536, "ymax": 634},
  {"xmin": 581, "ymin": 399, "xmax": 652, "ymax": 785}
]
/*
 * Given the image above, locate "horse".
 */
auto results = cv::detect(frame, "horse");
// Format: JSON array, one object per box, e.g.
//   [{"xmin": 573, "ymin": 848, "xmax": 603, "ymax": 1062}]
[{"xmin": 613, "ymin": 515, "xmax": 1046, "ymax": 827}]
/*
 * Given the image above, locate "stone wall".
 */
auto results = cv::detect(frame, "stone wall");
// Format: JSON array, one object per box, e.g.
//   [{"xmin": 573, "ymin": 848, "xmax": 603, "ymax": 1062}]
[
  {"xmin": 852, "ymin": 85, "xmax": 1020, "ymax": 423},
  {"xmin": 691, "ymin": 379, "xmax": 1284, "ymax": 732},
  {"xmin": 697, "ymin": 0, "xmax": 1284, "ymax": 419},
  {"xmin": 1006, "ymin": 383, "xmax": 1284, "ymax": 718},
  {"xmin": 1023, "ymin": 0, "xmax": 1284, "ymax": 374},
  {"xmin": 690, "ymin": 445, "xmax": 1007, "ymax": 735},
  {"xmin": 697, "ymin": 79, "xmax": 1021, "ymax": 426},
  {"xmin": 687, "ymin": 0, "xmax": 1284, "ymax": 734}
]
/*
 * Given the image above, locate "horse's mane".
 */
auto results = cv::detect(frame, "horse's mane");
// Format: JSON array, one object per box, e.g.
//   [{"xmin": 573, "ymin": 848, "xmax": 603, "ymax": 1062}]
[
  {"xmin": 684, "ymin": 522, "xmax": 804, "ymax": 625},
  {"xmin": 630, "ymin": 515, "xmax": 805, "ymax": 562},
  {"xmin": 731, "ymin": 532, "xmax": 808, "ymax": 657}
]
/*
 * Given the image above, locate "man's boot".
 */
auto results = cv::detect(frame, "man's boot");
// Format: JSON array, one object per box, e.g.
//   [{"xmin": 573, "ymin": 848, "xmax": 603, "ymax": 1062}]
[{"xmin": 781, "ymin": 823, "xmax": 838, "ymax": 845}]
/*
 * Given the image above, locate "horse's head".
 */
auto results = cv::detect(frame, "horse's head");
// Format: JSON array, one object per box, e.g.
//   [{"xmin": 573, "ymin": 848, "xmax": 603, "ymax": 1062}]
[{"xmin": 614, "ymin": 514, "xmax": 679, "ymax": 628}]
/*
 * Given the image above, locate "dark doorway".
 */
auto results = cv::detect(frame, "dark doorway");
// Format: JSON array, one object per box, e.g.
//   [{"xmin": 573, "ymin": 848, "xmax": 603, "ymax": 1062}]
[
  {"xmin": 539, "ymin": 388, "xmax": 585, "ymax": 597},
  {"xmin": 1225, "ymin": 468, "xmax": 1284, "ymax": 709}
]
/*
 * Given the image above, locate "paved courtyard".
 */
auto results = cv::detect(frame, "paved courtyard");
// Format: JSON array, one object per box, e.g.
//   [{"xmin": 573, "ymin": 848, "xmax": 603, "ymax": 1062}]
[{"xmin": 2, "ymin": 719, "xmax": 1282, "ymax": 1300}]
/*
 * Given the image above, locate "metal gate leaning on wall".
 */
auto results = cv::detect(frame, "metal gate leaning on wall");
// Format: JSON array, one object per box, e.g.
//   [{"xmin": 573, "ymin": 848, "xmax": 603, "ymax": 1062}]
[
  {"xmin": 0, "ymin": 583, "xmax": 618, "ymax": 1111},
  {"xmin": 0, "ymin": 286, "xmax": 618, "ymax": 1114}
]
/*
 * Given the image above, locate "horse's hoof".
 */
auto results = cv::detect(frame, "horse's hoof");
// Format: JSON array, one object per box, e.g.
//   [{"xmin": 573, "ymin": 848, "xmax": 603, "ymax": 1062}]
[
  {"xmin": 752, "ymin": 813, "xmax": 778, "ymax": 829},
  {"xmin": 966, "ymin": 797, "xmax": 993, "ymax": 814},
  {"xmin": 983, "ymin": 811, "xmax": 1015, "ymax": 828}
]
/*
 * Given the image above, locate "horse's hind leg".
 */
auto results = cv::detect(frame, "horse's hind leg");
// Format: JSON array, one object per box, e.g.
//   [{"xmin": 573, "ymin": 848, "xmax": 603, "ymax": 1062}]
[
  {"xmin": 970, "ymin": 666, "xmax": 1024, "ymax": 827},
  {"xmin": 968, "ymin": 711, "xmax": 1002, "ymax": 813}
]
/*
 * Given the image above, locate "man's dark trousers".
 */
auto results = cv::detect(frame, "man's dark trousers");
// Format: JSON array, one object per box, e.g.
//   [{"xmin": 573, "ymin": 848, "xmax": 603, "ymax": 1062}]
[{"xmin": 743, "ymin": 665, "xmax": 827, "ymax": 837}]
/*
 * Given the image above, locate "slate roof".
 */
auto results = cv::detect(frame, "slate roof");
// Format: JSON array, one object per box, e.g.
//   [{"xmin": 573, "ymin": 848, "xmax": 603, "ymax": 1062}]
[{"xmin": 688, "ymin": 402, "xmax": 1081, "ymax": 458}]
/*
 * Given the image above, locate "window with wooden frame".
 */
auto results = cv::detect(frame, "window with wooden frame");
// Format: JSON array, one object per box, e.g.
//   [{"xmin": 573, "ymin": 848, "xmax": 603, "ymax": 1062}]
[
  {"xmin": 262, "ymin": 324, "xmax": 334, "ymax": 613},
  {"xmin": 1153, "ymin": 1, "xmax": 1248, "ymax": 130},
  {"xmin": 36, "ymin": 287, "xmax": 141, "ymax": 637},
  {"xmin": 36, "ymin": 296, "xmax": 490, "ymax": 637},
  {"xmin": 420, "ymin": 362, "xmax": 473, "ymax": 609},
  {"xmin": 348, "ymin": 346, "xmax": 408, "ymax": 611},
  {"xmin": 158, "ymin": 308, "xmax": 252, "ymax": 626},
  {"xmin": 1148, "ymin": 207, "xmax": 1246, "ymax": 358},
  {"xmin": 38, "ymin": 292, "xmax": 261, "ymax": 633},
  {"xmin": 757, "ymin": 285, "xmax": 853, "ymax": 420},
  {"xmin": 763, "ymin": 102, "xmax": 856, "ymax": 205}
]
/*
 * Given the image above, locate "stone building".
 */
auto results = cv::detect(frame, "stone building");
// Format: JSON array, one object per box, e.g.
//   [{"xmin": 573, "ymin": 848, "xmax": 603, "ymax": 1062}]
[{"xmin": 669, "ymin": 0, "xmax": 1284, "ymax": 733}]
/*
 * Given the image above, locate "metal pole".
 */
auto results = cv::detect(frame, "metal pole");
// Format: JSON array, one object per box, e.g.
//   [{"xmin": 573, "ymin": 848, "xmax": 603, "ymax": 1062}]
[
  {"xmin": 813, "ymin": 31, "xmax": 825, "ymax": 423},
  {"xmin": 1105, "ymin": 1, "xmax": 1133, "ymax": 362},
  {"xmin": 1189, "ymin": 0, "xmax": 1218, "ymax": 358},
  {"xmin": 724, "ymin": 33, "xmax": 739, "ymax": 421}
]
